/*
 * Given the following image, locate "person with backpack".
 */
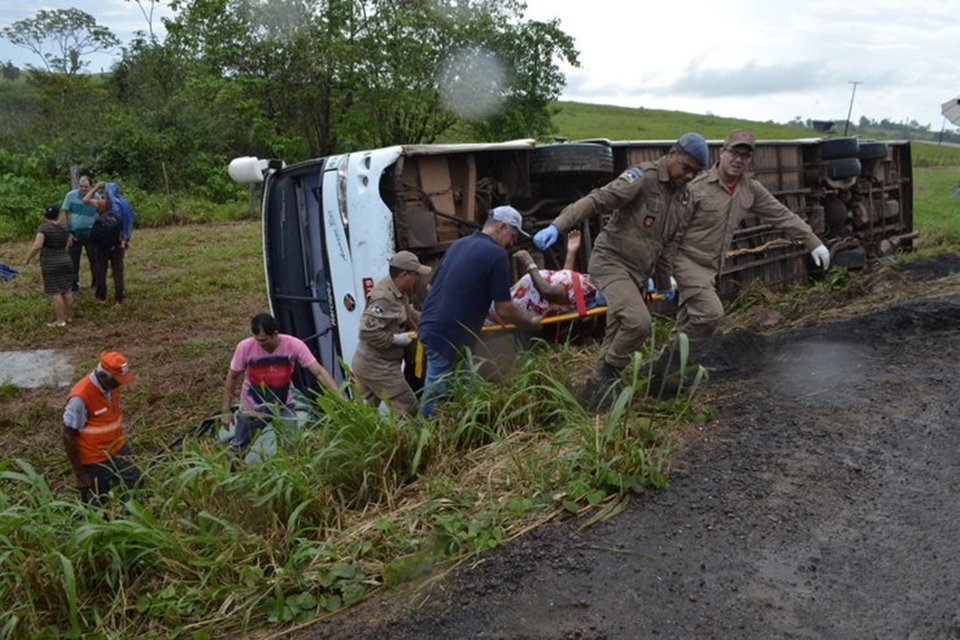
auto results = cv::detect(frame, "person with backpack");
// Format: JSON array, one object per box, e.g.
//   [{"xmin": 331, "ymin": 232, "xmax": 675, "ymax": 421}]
[
  {"xmin": 59, "ymin": 175, "xmax": 101, "ymax": 293},
  {"xmin": 83, "ymin": 181, "xmax": 134, "ymax": 305}
]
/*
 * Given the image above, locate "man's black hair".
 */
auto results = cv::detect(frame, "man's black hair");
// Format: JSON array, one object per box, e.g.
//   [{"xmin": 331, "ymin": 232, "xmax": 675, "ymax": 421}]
[{"xmin": 251, "ymin": 313, "xmax": 280, "ymax": 335}]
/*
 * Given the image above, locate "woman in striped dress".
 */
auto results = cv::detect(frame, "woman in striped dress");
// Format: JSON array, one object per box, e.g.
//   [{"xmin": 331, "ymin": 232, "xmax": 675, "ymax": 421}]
[{"xmin": 25, "ymin": 204, "xmax": 74, "ymax": 327}]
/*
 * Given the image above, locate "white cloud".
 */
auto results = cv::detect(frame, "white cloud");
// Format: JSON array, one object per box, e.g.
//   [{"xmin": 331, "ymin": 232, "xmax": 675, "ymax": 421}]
[{"xmin": 522, "ymin": 0, "xmax": 960, "ymax": 129}]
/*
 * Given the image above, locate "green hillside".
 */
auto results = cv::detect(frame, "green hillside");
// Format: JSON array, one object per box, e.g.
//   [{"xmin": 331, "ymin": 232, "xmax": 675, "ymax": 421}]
[
  {"xmin": 546, "ymin": 100, "xmax": 960, "ymax": 149},
  {"xmin": 548, "ymin": 101, "xmax": 811, "ymax": 142}
]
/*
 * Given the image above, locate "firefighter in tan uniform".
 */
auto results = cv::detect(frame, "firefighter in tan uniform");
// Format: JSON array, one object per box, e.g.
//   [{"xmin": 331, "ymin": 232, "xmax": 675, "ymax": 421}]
[
  {"xmin": 351, "ymin": 251, "xmax": 431, "ymax": 417},
  {"xmin": 675, "ymin": 129, "xmax": 830, "ymax": 350},
  {"xmin": 533, "ymin": 133, "xmax": 709, "ymax": 406}
]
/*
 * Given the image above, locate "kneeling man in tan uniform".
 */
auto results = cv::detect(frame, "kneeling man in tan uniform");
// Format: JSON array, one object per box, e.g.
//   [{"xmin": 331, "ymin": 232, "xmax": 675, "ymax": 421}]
[{"xmin": 352, "ymin": 251, "xmax": 431, "ymax": 417}]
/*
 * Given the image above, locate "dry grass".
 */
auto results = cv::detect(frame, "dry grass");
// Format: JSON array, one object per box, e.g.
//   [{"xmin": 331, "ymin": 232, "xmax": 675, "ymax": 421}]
[{"xmin": 723, "ymin": 258, "xmax": 960, "ymax": 335}]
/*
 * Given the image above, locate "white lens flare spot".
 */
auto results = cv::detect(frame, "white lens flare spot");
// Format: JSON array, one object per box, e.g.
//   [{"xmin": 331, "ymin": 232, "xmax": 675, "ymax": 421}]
[{"xmin": 437, "ymin": 47, "xmax": 510, "ymax": 120}]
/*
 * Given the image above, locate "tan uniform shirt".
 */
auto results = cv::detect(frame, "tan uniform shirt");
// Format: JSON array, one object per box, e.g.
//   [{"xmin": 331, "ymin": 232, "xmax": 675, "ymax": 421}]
[
  {"xmin": 552, "ymin": 156, "xmax": 695, "ymax": 290},
  {"xmin": 351, "ymin": 276, "xmax": 419, "ymax": 416},
  {"xmin": 353, "ymin": 276, "xmax": 412, "ymax": 375},
  {"xmin": 677, "ymin": 167, "xmax": 822, "ymax": 288}
]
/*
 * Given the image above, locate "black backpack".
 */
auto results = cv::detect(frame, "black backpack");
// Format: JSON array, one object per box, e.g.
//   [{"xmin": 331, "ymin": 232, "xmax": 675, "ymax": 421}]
[{"xmin": 90, "ymin": 210, "xmax": 122, "ymax": 247}]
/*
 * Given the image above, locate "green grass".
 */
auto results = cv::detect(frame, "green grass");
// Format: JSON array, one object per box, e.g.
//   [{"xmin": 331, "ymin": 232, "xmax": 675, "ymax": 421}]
[
  {"xmin": 0, "ymin": 343, "xmax": 698, "ymax": 637},
  {"xmin": 0, "ymin": 215, "xmax": 702, "ymax": 637},
  {"xmin": 912, "ymin": 165, "xmax": 960, "ymax": 250},
  {"xmin": 549, "ymin": 102, "xmax": 812, "ymax": 142},
  {"xmin": 910, "ymin": 141, "xmax": 960, "ymax": 168}
]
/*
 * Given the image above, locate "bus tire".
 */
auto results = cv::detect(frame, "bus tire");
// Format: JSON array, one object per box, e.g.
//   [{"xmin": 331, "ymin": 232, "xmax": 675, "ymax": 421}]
[
  {"xmin": 858, "ymin": 141, "xmax": 888, "ymax": 160},
  {"xmin": 530, "ymin": 143, "xmax": 614, "ymax": 176},
  {"xmin": 820, "ymin": 137, "xmax": 859, "ymax": 160},
  {"xmin": 826, "ymin": 158, "xmax": 862, "ymax": 180}
]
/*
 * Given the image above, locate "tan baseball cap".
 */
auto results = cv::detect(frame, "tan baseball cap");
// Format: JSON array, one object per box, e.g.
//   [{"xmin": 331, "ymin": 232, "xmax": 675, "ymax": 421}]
[
  {"xmin": 389, "ymin": 250, "xmax": 431, "ymax": 275},
  {"xmin": 724, "ymin": 129, "xmax": 756, "ymax": 150}
]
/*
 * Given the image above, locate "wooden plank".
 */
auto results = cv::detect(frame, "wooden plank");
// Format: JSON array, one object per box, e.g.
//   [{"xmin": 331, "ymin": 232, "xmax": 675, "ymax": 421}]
[{"xmin": 418, "ymin": 156, "xmax": 459, "ymax": 243}]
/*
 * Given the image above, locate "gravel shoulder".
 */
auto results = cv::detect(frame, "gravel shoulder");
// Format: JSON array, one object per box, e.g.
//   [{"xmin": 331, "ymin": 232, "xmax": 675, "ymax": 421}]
[{"xmin": 305, "ymin": 260, "xmax": 960, "ymax": 640}]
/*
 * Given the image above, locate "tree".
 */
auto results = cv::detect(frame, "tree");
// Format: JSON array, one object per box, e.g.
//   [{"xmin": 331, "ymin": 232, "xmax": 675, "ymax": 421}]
[
  {"xmin": 127, "ymin": 0, "xmax": 164, "ymax": 40},
  {"xmin": 161, "ymin": 0, "xmax": 579, "ymax": 158},
  {"xmin": 349, "ymin": 0, "xmax": 578, "ymax": 146},
  {"xmin": 0, "ymin": 9, "xmax": 120, "ymax": 76},
  {"xmin": 0, "ymin": 61, "xmax": 21, "ymax": 82},
  {"xmin": 0, "ymin": 12, "xmax": 118, "ymax": 173}
]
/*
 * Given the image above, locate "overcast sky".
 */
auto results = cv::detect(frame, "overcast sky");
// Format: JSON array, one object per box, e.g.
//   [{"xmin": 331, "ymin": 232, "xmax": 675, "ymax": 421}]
[{"xmin": 2, "ymin": 0, "xmax": 958, "ymax": 131}]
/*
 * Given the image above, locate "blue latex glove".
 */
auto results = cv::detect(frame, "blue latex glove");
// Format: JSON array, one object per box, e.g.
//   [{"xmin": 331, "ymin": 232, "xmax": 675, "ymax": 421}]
[
  {"xmin": 533, "ymin": 224, "xmax": 559, "ymax": 251},
  {"xmin": 647, "ymin": 277, "xmax": 677, "ymax": 302}
]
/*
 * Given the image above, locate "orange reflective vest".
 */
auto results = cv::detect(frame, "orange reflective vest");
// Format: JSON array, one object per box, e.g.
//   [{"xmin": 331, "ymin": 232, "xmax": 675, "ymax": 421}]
[{"xmin": 67, "ymin": 374, "xmax": 126, "ymax": 465}]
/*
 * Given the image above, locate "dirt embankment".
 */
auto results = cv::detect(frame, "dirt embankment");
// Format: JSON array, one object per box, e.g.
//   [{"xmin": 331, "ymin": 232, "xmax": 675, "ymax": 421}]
[{"xmin": 304, "ymin": 257, "xmax": 960, "ymax": 640}]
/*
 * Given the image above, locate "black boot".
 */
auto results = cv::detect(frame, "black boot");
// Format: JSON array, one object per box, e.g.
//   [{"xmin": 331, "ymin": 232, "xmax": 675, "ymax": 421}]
[
  {"xmin": 576, "ymin": 361, "xmax": 622, "ymax": 410},
  {"xmin": 649, "ymin": 344, "xmax": 693, "ymax": 396}
]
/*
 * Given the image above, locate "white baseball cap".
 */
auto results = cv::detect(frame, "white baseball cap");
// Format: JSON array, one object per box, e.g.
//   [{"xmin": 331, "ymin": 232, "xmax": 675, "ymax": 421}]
[{"xmin": 489, "ymin": 205, "xmax": 529, "ymax": 237}]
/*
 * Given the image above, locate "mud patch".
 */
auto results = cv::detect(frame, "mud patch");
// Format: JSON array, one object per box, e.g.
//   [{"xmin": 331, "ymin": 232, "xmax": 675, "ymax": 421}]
[
  {"xmin": 900, "ymin": 253, "xmax": 960, "ymax": 281},
  {"xmin": 0, "ymin": 350, "xmax": 74, "ymax": 388},
  {"xmin": 763, "ymin": 340, "xmax": 878, "ymax": 406}
]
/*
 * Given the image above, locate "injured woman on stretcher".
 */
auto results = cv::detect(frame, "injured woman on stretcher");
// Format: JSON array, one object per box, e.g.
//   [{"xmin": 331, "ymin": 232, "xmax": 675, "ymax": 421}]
[{"xmin": 485, "ymin": 229, "xmax": 606, "ymax": 326}]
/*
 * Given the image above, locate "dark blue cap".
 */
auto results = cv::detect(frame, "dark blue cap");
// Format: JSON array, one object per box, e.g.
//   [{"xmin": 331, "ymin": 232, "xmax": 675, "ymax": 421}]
[{"xmin": 675, "ymin": 132, "xmax": 709, "ymax": 167}]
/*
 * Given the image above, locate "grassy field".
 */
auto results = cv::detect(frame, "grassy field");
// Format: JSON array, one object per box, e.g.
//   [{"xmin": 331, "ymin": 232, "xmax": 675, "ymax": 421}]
[
  {"xmin": 3, "ymin": 103, "xmax": 960, "ymax": 638},
  {"xmin": 910, "ymin": 161, "xmax": 960, "ymax": 250}
]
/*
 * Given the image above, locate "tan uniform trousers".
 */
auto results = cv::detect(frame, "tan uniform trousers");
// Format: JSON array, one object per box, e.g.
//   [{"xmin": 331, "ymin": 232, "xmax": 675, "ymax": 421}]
[
  {"xmin": 677, "ymin": 286, "xmax": 724, "ymax": 348},
  {"xmin": 592, "ymin": 268, "xmax": 652, "ymax": 370},
  {"xmin": 354, "ymin": 363, "xmax": 418, "ymax": 418}
]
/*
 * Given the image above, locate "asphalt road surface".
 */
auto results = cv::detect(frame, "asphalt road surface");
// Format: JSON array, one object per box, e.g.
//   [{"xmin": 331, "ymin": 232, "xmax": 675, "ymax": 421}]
[{"xmin": 305, "ymin": 266, "xmax": 960, "ymax": 640}]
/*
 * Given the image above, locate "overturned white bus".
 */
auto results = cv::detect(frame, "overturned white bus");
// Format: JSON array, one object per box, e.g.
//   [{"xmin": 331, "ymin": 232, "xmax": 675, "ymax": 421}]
[{"xmin": 229, "ymin": 136, "xmax": 913, "ymax": 388}]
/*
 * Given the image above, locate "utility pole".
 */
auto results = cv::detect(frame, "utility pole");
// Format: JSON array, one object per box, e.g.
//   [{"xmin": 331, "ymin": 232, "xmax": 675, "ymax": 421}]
[{"xmin": 843, "ymin": 81, "xmax": 862, "ymax": 136}]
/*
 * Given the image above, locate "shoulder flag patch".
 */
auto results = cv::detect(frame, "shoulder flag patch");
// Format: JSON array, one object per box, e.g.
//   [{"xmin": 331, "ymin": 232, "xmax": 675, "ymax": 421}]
[
  {"xmin": 620, "ymin": 168, "xmax": 643, "ymax": 184},
  {"xmin": 371, "ymin": 304, "xmax": 385, "ymax": 315}
]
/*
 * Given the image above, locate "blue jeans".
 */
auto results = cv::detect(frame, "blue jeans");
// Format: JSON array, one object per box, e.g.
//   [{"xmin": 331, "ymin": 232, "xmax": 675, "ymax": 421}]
[{"xmin": 419, "ymin": 345, "xmax": 458, "ymax": 418}]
